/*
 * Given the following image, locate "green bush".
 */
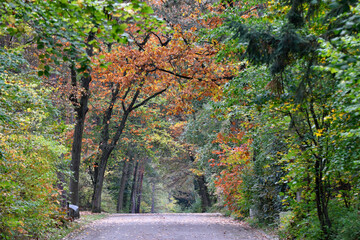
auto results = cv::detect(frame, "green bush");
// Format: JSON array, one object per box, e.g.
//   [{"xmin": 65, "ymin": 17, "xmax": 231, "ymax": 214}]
[
  {"xmin": 331, "ymin": 207, "xmax": 360, "ymax": 240},
  {"xmin": 278, "ymin": 209, "xmax": 323, "ymax": 240},
  {"xmin": 0, "ymin": 73, "xmax": 70, "ymax": 239},
  {"xmin": 278, "ymin": 200, "xmax": 360, "ymax": 240}
]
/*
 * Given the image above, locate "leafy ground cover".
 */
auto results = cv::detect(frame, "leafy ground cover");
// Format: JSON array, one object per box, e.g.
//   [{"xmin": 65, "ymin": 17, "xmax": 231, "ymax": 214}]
[{"xmin": 47, "ymin": 212, "xmax": 109, "ymax": 240}]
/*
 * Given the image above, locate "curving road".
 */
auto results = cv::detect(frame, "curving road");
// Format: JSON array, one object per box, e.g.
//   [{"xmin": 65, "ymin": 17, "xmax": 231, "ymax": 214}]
[{"xmin": 63, "ymin": 213, "xmax": 273, "ymax": 240}]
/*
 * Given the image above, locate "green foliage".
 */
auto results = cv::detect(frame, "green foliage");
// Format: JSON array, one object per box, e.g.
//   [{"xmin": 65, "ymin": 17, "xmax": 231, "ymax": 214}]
[
  {"xmin": 0, "ymin": 26, "xmax": 71, "ymax": 236},
  {"xmin": 0, "ymin": 0, "xmax": 160, "ymax": 77},
  {"xmin": 0, "ymin": 71, "xmax": 69, "ymax": 238},
  {"xmin": 201, "ymin": 0, "xmax": 360, "ymax": 239},
  {"xmin": 331, "ymin": 208, "xmax": 360, "ymax": 240},
  {"xmin": 279, "ymin": 202, "xmax": 360, "ymax": 240},
  {"xmin": 183, "ymin": 102, "xmax": 223, "ymax": 171}
]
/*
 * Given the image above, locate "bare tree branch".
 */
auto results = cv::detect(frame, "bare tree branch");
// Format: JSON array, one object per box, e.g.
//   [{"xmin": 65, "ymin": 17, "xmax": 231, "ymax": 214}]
[{"xmin": 132, "ymin": 87, "xmax": 169, "ymax": 111}]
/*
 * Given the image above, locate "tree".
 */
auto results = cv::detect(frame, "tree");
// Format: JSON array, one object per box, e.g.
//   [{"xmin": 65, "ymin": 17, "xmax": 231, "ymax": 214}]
[
  {"xmin": 1, "ymin": 0, "xmax": 157, "ymax": 206},
  {"xmin": 204, "ymin": 0, "xmax": 360, "ymax": 238},
  {"xmin": 86, "ymin": 5, "xmax": 235, "ymax": 210},
  {"xmin": 62, "ymin": 0, "xmax": 156, "ymax": 207}
]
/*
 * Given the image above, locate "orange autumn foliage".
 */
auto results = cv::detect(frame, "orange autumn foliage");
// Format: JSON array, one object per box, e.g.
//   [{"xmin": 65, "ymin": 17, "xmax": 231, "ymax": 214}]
[
  {"xmin": 211, "ymin": 128, "xmax": 253, "ymax": 217},
  {"xmin": 90, "ymin": 22, "xmax": 235, "ymax": 117}
]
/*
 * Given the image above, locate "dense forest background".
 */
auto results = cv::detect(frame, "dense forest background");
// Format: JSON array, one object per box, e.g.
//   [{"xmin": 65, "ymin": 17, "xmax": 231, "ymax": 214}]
[{"xmin": 0, "ymin": 0, "xmax": 359, "ymax": 239}]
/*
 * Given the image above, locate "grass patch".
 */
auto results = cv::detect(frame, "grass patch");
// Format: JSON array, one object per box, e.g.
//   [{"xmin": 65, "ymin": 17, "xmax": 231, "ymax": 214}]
[{"xmin": 43, "ymin": 212, "xmax": 109, "ymax": 240}]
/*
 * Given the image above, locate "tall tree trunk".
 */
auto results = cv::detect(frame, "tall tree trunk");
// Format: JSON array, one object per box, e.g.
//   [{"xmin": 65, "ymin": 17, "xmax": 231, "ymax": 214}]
[
  {"xmin": 91, "ymin": 147, "xmax": 114, "ymax": 213},
  {"xmin": 69, "ymin": 33, "xmax": 94, "ymax": 206},
  {"xmin": 135, "ymin": 160, "xmax": 145, "ymax": 213},
  {"xmin": 130, "ymin": 160, "xmax": 139, "ymax": 213},
  {"xmin": 195, "ymin": 175, "xmax": 211, "ymax": 212},
  {"xmin": 151, "ymin": 181, "xmax": 156, "ymax": 213},
  {"xmin": 69, "ymin": 74, "xmax": 91, "ymax": 206},
  {"xmin": 188, "ymin": 151, "xmax": 212, "ymax": 212},
  {"xmin": 117, "ymin": 159, "xmax": 130, "ymax": 212},
  {"xmin": 91, "ymin": 83, "xmax": 127, "ymax": 213},
  {"xmin": 309, "ymin": 99, "xmax": 332, "ymax": 239},
  {"xmin": 123, "ymin": 160, "xmax": 133, "ymax": 211},
  {"xmin": 315, "ymin": 157, "xmax": 331, "ymax": 239},
  {"xmin": 90, "ymin": 111, "xmax": 130, "ymax": 213},
  {"xmin": 90, "ymin": 81, "xmax": 167, "ymax": 213},
  {"xmin": 69, "ymin": 112, "xmax": 83, "ymax": 205}
]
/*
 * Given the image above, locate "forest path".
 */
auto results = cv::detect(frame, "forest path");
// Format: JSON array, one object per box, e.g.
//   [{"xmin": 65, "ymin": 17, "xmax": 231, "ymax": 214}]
[{"xmin": 63, "ymin": 213, "xmax": 274, "ymax": 240}]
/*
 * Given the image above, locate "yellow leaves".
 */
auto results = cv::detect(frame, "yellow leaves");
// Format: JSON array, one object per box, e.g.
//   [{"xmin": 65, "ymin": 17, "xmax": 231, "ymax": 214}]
[
  {"xmin": 314, "ymin": 128, "xmax": 325, "ymax": 137},
  {"xmin": 77, "ymin": 0, "xmax": 84, "ymax": 7},
  {"xmin": 1, "ymin": 134, "xmax": 65, "ymax": 236},
  {"xmin": 190, "ymin": 168, "xmax": 204, "ymax": 176},
  {"xmin": 324, "ymin": 115, "xmax": 332, "ymax": 122},
  {"xmin": 8, "ymin": 15, "xmax": 16, "ymax": 24}
]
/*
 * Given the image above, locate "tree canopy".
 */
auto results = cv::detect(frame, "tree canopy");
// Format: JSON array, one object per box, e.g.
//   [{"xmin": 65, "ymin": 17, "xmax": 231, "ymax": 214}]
[{"xmin": 1, "ymin": 0, "xmax": 359, "ymax": 239}]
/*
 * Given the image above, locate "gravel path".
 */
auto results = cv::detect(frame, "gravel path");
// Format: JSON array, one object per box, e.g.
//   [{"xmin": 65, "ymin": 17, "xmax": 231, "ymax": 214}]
[{"xmin": 63, "ymin": 213, "xmax": 274, "ymax": 240}]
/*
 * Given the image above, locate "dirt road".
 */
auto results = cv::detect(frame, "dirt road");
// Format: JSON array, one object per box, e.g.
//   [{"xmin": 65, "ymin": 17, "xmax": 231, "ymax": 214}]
[{"xmin": 63, "ymin": 213, "xmax": 274, "ymax": 240}]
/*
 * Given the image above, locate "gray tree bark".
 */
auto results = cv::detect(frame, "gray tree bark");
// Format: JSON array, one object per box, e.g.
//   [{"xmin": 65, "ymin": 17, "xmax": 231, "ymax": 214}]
[
  {"xmin": 69, "ymin": 33, "xmax": 94, "ymax": 206},
  {"xmin": 117, "ymin": 159, "xmax": 130, "ymax": 212}
]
